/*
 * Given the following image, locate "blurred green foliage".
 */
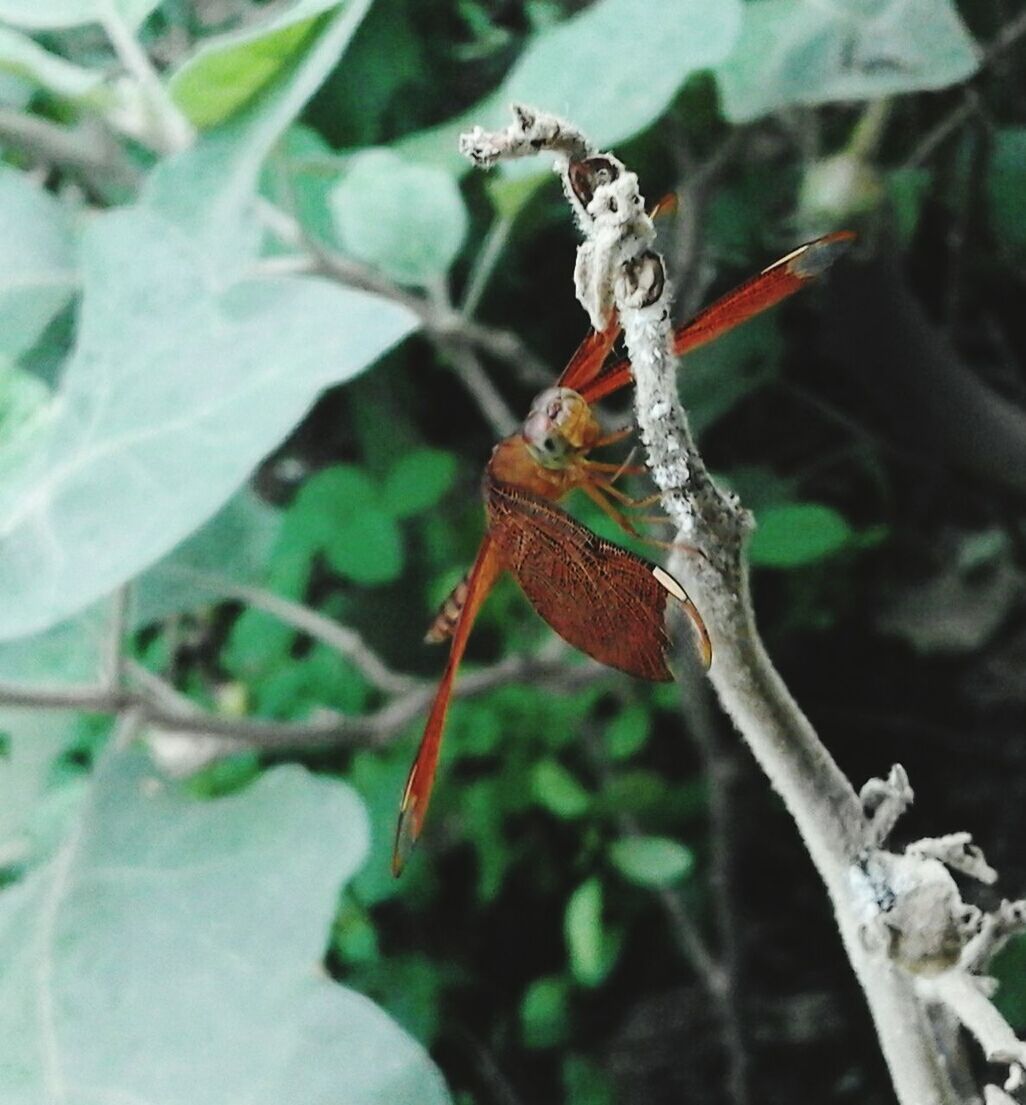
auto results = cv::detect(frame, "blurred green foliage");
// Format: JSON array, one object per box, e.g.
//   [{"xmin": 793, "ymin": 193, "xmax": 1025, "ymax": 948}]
[{"xmin": 0, "ymin": 0, "xmax": 1022, "ymax": 1103}]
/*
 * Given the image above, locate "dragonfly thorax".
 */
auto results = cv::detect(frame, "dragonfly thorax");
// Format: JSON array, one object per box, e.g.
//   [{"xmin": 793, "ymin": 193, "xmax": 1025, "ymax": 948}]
[{"xmin": 522, "ymin": 387, "xmax": 601, "ymax": 469}]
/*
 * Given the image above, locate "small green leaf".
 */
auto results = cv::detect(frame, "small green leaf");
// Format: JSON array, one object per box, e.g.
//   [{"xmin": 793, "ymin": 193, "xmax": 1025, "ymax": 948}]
[
  {"xmin": 330, "ymin": 149, "xmax": 468, "ymax": 285},
  {"xmin": 749, "ymin": 503, "xmax": 853, "ymax": 568},
  {"xmin": 993, "ymin": 935, "xmax": 1026, "ymax": 1030},
  {"xmin": 520, "ymin": 975, "xmax": 569, "ymax": 1049},
  {"xmin": 282, "ymin": 466, "xmax": 404, "ymax": 585},
  {"xmin": 382, "ymin": 449, "xmax": 458, "ymax": 518},
  {"xmin": 594, "ymin": 769, "xmax": 669, "ymax": 817},
  {"xmin": 565, "ymin": 877, "xmax": 619, "ymax": 987},
  {"xmin": 326, "ymin": 506, "xmax": 404, "ymax": 585},
  {"xmin": 886, "ymin": 167, "xmax": 932, "ymax": 245},
  {"xmin": 562, "ymin": 1055, "xmax": 615, "ymax": 1105},
  {"xmin": 169, "ymin": 0, "xmax": 341, "ymax": 127},
  {"xmin": 604, "ymin": 704, "xmax": 651, "ymax": 761},
  {"xmin": 531, "ymin": 760, "xmax": 590, "ymax": 819},
  {"xmin": 223, "ymin": 607, "xmax": 294, "ymax": 684},
  {"xmin": 332, "ymin": 901, "xmax": 380, "ymax": 966},
  {"xmin": 987, "ymin": 129, "xmax": 1026, "ymax": 252},
  {"xmin": 609, "ymin": 835, "xmax": 695, "ymax": 888},
  {"xmin": 461, "ymin": 776, "xmax": 515, "ymax": 903}
]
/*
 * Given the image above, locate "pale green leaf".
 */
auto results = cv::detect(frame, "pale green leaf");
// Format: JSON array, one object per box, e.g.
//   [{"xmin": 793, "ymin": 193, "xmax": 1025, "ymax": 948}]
[
  {"xmin": 145, "ymin": 0, "xmax": 375, "ymax": 278},
  {"xmin": 0, "ymin": 26, "xmax": 108, "ymax": 102},
  {"xmin": 330, "ymin": 149, "xmax": 468, "ymax": 284},
  {"xmin": 0, "ymin": 167, "xmax": 76, "ymax": 359},
  {"xmin": 0, "ymin": 69, "xmax": 31, "ymax": 107},
  {"xmin": 0, "ymin": 604, "xmax": 111, "ymax": 685},
  {"xmin": 715, "ymin": 0, "xmax": 979, "ymax": 123},
  {"xmin": 0, "ymin": 207, "xmax": 417, "ymax": 641},
  {"xmin": 133, "ymin": 489, "xmax": 281, "ymax": 627},
  {"xmin": 749, "ymin": 502, "xmax": 853, "ymax": 568},
  {"xmin": 609, "ymin": 835, "xmax": 694, "ymax": 888},
  {"xmin": 0, "ymin": 748, "xmax": 452, "ymax": 1104},
  {"xmin": 169, "ymin": 0, "xmax": 344, "ymax": 128},
  {"xmin": 0, "ymin": 709, "xmax": 81, "ymax": 868},
  {"xmin": 398, "ymin": 0, "xmax": 742, "ymax": 175},
  {"xmin": 0, "ymin": 360, "xmax": 51, "ymax": 479},
  {"xmin": 0, "ymin": 0, "xmax": 158, "ymax": 30}
]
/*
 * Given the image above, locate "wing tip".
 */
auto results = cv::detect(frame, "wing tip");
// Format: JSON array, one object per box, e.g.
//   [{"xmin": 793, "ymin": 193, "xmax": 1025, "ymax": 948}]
[
  {"xmin": 652, "ymin": 566, "xmax": 712, "ymax": 671},
  {"xmin": 788, "ymin": 230, "xmax": 857, "ymax": 280},
  {"xmin": 392, "ymin": 799, "xmax": 420, "ymax": 878}
]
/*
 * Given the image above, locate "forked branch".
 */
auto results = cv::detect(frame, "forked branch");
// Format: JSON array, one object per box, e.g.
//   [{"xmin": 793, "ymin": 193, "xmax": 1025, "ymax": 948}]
[{"xmin": 460, "ymin": 105, "xmax": 1026, "ymax": 1105}]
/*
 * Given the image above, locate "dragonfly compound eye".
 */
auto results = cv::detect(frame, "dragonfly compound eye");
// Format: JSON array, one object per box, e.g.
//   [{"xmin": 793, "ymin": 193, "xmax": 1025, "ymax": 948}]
[{"xmin": 523, "ymin": 387, "xmax": 589, "ymax": 468}]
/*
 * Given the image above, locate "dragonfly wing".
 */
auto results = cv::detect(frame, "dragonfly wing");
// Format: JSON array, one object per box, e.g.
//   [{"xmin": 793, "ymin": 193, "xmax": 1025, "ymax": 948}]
[
  {"xmin": 393, "ymin": 535, "xmax": 501, "ymax": 876},
  {"xmin": 486, "ymin": 481, "xmax": 710, "ymax": 680},
  {"xmin": 556, "ymin": 316, "xmax": 622, "ymax": 394},
  {"xmin": 579, "ymin": 231, "xmax": 855, "ymax": 405}
]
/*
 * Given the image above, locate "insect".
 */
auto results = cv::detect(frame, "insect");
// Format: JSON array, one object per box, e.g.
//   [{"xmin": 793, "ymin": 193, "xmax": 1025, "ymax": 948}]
[{"xmin": 392, "ymin": 228, "xmax": 855, "ymax": 876}]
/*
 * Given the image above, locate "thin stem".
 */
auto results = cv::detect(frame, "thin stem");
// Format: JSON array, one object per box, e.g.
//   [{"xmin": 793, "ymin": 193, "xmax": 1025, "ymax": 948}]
[
  {"xmin": 0, "ymin": 653, "xmax": 610, "ymax": 754},
  {"xmin": 164, "ymin": 568, "xmax": 419, "ymax": 696},
  {"xmin": 103, "ymin": 585, "xmax": 132, "ymax": 694},
  {"xmin": 461, "ymin": 215, "xmax": 514, "ymax": 318},
  {"xmin": 101, "ymin": 3, "xmax": 194, "ymax": 153}
]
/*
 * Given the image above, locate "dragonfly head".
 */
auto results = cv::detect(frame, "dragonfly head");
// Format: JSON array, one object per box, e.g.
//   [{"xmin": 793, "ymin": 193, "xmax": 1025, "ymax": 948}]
[{"xmin": 523, "ymin": 387, "xmax": 600, "ymax": 469}]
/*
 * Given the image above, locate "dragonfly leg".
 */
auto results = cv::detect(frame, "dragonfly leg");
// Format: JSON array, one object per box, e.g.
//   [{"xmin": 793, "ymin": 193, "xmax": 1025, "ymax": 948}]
[
  {"xmin": 590, "ymin": 426, "xmax": 634, "ymax": 449},
  {"xmin": 581, "ymin": 479, "xmax": 707, "ymax": 560}
]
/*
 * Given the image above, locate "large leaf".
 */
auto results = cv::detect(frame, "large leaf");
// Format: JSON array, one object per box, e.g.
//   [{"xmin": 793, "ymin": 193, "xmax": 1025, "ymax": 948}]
[
  {"xmin": 398, "ymin": 0, "xmax": 742, "ymax": 174},
  {"xmin": 0, "ymin": 208, "xmax": 418, "ymax": 641},
  {"xmin": 715, "ymin": 0, "xmax": 979, "ymax": 123},
  {"xmin": 0, "ymin": 604, "xmax": 111, "ymax": 685},
  {"xmin": 0, "ymin": 748, "xmax": 452, "ymax": 1104},
  {"xmin": 0, "ymin": 0, "xmax": 159, "ymax": 30},
  {"xmin": 132, "ymin": 489, "xmax": 281, "ymax": 628},
  {"xmin": 0, "ymin": 168, "xmax": 77, "ymax": 360},
  {"xmin": 145, "ymin": 0, "xmax": 375, "ymax": 277},
  {"xmin": 169, "ymin": 0, "xmax": 348, "ymax": 128},
  {"xmin": 0, "ymin": 709, "xmax": 82, "ymax": 868}
]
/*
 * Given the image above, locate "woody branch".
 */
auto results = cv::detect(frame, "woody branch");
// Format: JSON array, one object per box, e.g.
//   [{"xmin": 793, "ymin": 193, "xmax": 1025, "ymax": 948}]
[{"xmin": 460, "ymin": 104, "xmax": 1026, "ymax": 1105}]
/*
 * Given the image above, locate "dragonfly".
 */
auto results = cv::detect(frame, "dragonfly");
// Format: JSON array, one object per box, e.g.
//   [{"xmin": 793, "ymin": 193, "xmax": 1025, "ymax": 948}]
[{"xmin": 393, "ymin": 228, "xmax": 855, "ymax": 876}]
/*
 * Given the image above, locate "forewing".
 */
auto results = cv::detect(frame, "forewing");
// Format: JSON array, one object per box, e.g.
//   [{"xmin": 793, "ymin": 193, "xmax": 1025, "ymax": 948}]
[
  {"xmin": 556, "ymin": 315, "xmax": 622, "ymax": 394},
  {"xmin": 487, "ymin": 482, "xmax": 696, "ymax": 681},
  {"xmin": 579, "ymin": 231, "xmax": 856, "ymax": 405}
]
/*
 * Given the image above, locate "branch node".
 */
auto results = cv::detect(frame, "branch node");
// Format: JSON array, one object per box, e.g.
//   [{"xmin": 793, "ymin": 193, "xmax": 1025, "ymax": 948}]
[
  {"xmin": 907, "ymin": 833, "xmax": 998, "ymax": 884},
  {"xmin": 860, "ymin": 763, "xmax": 914, "ymax": 846}
]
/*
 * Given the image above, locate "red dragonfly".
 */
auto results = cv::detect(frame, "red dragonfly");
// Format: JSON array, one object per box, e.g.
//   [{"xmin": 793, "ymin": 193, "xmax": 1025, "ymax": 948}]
[{"xmin": 393, "ymin": 229, "xmax": 855, "ymax": 875}]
